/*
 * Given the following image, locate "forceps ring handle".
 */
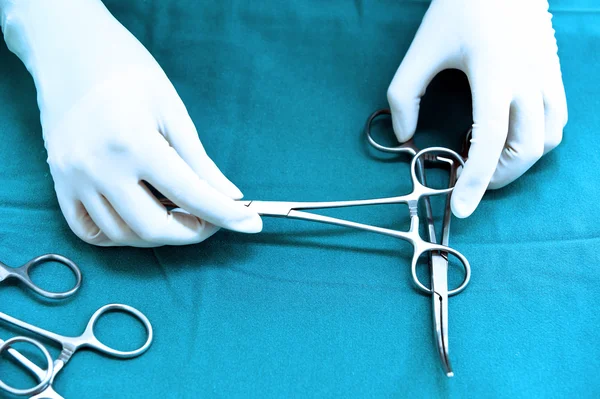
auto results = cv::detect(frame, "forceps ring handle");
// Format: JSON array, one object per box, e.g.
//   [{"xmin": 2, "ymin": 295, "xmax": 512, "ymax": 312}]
[
  {"xmin": 412, "ymin": 245, "xmax": 471, "ymax": 296},
  {"xmin": 0, "ymin": 336, "xmax": 53, "ymax": 396},
  {"xmin": 15, "ymin": 254, "xmax": 82, "ymax": 299},
  {"xmin": 365, "ymin": 109, "xmax": 418, "ymax": 155},
  {"xmin": 81, "ymin": 304, "xmax": 153, "ymax": 358}
]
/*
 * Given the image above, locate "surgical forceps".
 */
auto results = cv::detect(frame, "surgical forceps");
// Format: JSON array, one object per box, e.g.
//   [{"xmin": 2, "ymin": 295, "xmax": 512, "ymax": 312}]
[
  {"xmin": 0, "ymin": 254, "xmax": 82, "ymax": 299},
  {"xmin": 159, "ymin": 110, "xmax": 471, "ymax": 376},
  {"xmin": 161, "ymin": 147, "xmax": 469, "ymax": 291},
  {"xmin": 0, "ymin": 304, "xmax": 153, "ymax": 398},
  {"xmin": 366, "ymin": 108, "xmax": 471, "ymax": 376},
  {"xmin": 243, "ymin": 148, "xmax": 469, "ymax": 376}
]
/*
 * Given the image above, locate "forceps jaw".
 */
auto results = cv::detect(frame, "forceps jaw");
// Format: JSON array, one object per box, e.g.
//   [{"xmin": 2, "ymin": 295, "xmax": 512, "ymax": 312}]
[
  {"xmin": 433, "ymin": 291, "xmax": 453, "ymax": 378},
  {"xmin": 241, "ymin": 200, "xmax": 294, "ymax": 217},
  {"xmin": 430, "ymin": 253, "xmax": 453, "ymax": 377}
]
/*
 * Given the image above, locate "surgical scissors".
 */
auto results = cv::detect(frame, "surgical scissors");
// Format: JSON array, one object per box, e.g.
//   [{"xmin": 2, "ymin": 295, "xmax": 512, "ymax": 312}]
[
  {"xmin": 0, "ymin": 304, "xmax": 153, "ymax": 398},
  {"xmin": 366, "ymin": 108, "xmax": 471, "ymax": 376},
  {"xmin": 0, "ymin": 254, "xmax": 82, "ymax": 299}
]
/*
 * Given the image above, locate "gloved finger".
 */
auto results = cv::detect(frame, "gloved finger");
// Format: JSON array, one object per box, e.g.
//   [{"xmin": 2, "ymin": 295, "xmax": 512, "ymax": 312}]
[
  {"xmin": 387, "ymin": 20, "xmax": 450, "ymax": 143},
  {"xmin": 451, "ymin": 67, "xmax": 511, "ymax": 218},
  {"xmin": 158, "ymin": 85, "xmax": 243, "ymax": 200},
  {"xmin": 542, "ymin": 65, "xmax": 568, "ymax": 155},
  {"xmin": 79, "ymin": 192, "xmax": 153, "ymax": 247},
  {"xmin": 488, "ymin": 93, "xmax": 546, "ymax": 189},
  {"xmin": 55, "ymin": 191, "xmax": 113, "ymax": 246},
  {"xmin": 171, "ymin": 208, "xmax": 221, "ymax": 242},
  {"xmin": 140, "ymin": 137, "xmax": 262, "ymax": 233},
  {"xmin": 99, "ymin": 179, "xmax": 221, "ymax": 246}
]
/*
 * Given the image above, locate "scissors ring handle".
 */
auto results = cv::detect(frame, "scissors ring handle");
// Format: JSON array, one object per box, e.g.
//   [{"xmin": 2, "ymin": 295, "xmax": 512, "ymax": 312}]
[
  {"xmin": 83, "ymin": 304, "xmax": 153, "ymax": 359},
  {"xmin": 0, "ymin": 336, "xmax": 53, "ymax": 396},
  {"xmin": 18, "ymin": 254, "xmax": 82, "ymax": 299},
  {"xmin": 411, "ymin": 244, "xmax": 471, "ymax": 297},
  {"xmin": 365, "ymin": 109, "xmax": 418, "ymax": 155}
]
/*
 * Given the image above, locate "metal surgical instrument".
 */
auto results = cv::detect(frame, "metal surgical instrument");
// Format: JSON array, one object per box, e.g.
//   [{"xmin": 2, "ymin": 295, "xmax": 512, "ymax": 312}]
[
  {"xmin": 0, "ymin": 254, "xmax": 82, "ymax": 299},
  {"xmin": 161, "ymin": 147, "xmax": 470, "ymax": 296},
  {"xmin": 0, "ymin": 304, "xmax": 153, "ymax": 398},
  {"xmin": 243, "ymin": 148, "xmax": 469, "ymax": 376},
  {"xmin": 159, "ymin": 110, "xmax": 472, "ymax": 377},
  {"xmin": 365, "ymin": 108, "xmax": 471, "ymax": 376},
  {"xmin": 0, "ymin": 336, "xmax": 54, "ymax": 396}
]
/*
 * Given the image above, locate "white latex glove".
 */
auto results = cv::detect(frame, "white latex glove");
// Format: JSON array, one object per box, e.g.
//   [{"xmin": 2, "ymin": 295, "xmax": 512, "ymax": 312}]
[
  {"xmin": 0, "ymin": 0, "xmax": 262, "ymax": 247},
  {"xmin": 387, "ymin": 0, "xmax": 568, "ymax": 218}
]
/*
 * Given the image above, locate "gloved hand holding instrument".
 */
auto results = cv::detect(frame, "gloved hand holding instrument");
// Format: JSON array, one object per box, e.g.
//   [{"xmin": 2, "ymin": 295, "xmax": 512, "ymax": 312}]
[
  {"xmin": 0, "ymin": 0, "xmax": 262, "ymax": 247},
  {"xmin": 161, "ymin": 109, "xmax": 472, "ymax": 376},
  {"xmin": 0, "ymin": 0, "xmax": 569, "ymax": 381},
  {"xmin": 387, "ymin": 0, "xmax": 568, "ymax": 218}
]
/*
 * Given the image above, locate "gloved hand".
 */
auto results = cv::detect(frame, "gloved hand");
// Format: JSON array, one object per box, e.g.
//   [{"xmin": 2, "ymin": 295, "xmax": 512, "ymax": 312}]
[
  {"xmin": 0, "ymin": 0, "xmax": 262, "ymax": 247},
  {"xmin": 387, "ymin": 0, "xmax": 568, "ymax": 218}
]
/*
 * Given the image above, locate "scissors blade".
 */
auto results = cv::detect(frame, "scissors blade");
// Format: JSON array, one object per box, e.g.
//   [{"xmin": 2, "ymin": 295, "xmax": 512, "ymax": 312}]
[{"xmin": 431, "ymin": 253, "xmax": 453, "ymax": 377}]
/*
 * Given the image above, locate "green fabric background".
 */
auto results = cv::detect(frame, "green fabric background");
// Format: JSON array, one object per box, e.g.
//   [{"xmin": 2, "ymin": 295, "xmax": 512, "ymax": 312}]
[{"xmin": 0, "ymin": 0, "xmax": 599, "ymax": 397}]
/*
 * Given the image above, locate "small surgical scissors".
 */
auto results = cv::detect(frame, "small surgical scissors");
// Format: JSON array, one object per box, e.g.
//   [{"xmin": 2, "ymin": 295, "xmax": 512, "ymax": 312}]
[
  {"xmin": 366, "ymin": 108, "xmax": 471, "ymax": 376},
  {"xmin": 0, "ymin": 254, "xmax": 82, "ymax": 299},
  {"xmin": 0, "ymin": 304, "xmax": 153, "ymax": 398}
]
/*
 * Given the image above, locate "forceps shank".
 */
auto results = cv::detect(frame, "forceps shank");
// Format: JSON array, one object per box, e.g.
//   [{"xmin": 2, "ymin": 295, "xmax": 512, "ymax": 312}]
[
  {"xmin": 287, "ymin": 209, "xmax": 415, "ymax": 241},
  {"xmin": 0, "ymin": 311, "xmax": 69, "ymax": 346},
  {"xmin": 240, "ymin": 196, "xmax": 414, "ymax": 217},
  {"xmin": 0, "ymin": 310, "xmax": 76, "ymax": 382},
  {"xmin": 240, "ymin": 198, "xmax": 417, "ymax": 242}
]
